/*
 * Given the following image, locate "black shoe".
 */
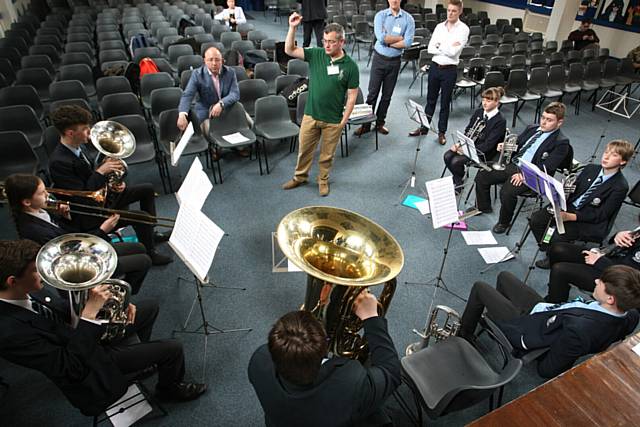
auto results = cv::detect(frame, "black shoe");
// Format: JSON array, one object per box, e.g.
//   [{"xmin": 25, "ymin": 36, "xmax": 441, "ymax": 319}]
[
  {"xmin": 154, "ymin": 230, "xmax": 172, "ymax": 244},
  {"xmin": 409, "ymin": 126, "xmax": 429, "ymax": 137},
  {"xmin": 465, "ymin": 206, "xmax": 492, "ymax": 215},
  {"xmin": 492, "ymin": 223, "xmax": 509, "ymax": 234},
  {"xmin": 149, "ymin": 251, "xmax": 173, "ymax": 266},
  {"xmin": 535, "ymin": 257, "xmax": 551, "ymax": 269},
  {"xmin": 156, "ymin": 382, "xmax": 207, "ymax": 402}
]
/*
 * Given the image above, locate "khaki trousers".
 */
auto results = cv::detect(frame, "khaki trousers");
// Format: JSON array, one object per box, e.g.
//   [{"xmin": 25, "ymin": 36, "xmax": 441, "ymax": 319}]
[{"xmin": 294, "ymin": 115, "xmax": 344, "ymax": 184}]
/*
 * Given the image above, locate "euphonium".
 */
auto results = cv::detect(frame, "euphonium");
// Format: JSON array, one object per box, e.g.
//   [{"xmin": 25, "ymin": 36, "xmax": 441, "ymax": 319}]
[
  {"xmin": 405, "ymin": 305, "xmax": 461, "ymax": 355},
  {"xmin": 492, "ymin": 129, "xmax": 519, "ymax": 171},
  {"xmin": 90, "ymin": 121, "xmax": 136, "ymax": 191},
  {"xmin": 36, "ymin": 233, "xmax": 131, "ymax": 341},
  {"xmin": 277, "ymin": 207, "xmax": 404, "ymax": 361}
]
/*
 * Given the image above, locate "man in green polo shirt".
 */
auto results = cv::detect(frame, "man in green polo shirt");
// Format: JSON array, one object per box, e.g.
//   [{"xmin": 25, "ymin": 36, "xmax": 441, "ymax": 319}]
[{"xmin": 282, "ymin": 13, "xmax": 359, "ymax": 197}]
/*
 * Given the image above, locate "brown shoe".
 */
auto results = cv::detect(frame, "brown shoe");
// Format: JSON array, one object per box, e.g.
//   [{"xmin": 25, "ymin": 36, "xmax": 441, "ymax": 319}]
[
  {"xmin": 282, "ymin": 179, "xmax": 306, "ymax": 190},
  {"xmin": 236, "ymin": 147, "xmax": 251, "ymax": 158},
  {"xmin": 319, "ymin": 182, "xmax": 329, "ymax": 197},
  {"xmin": 409, "ymin": 127, "xmax": 429, "ymax": 137},
  {"xmin": 376, "ymin": 124, "xmax": 389, "ymax": 135},
  {"xmin": 438, "ymin": 132, "xmax": 446, "ymax": 145},
  {"xmin": 353, "ymin": 124, "xmax": 371, "ymax": 136}
]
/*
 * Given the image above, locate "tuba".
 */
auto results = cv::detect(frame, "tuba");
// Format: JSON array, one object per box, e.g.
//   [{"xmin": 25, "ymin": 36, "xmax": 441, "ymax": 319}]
[
  {"xmin": 277, "ymin": 207, "xmax": 404, "ymax": 361},
  {"xmin": 406, "ymin": 305, "xmax": 461, "ymax": 355},
  {"xmin": 90, "ymin": 121, "xmax": 136, "ymax": 191},
  {"xmin": 492, "ymin": 129, "xmax": 519, "ymax": 171},
  {"xmin": 36, "ymin": 233, "xmax": 131, "ymax": 341}
]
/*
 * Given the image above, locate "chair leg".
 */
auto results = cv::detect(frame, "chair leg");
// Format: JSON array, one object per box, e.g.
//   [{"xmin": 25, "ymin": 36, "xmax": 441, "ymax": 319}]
[
  {"xmin": 263, "ymin": 139, "xmax": 271, "ymax": 174},
  {"xmin": 374, "ymin": 127, "xmax": 378, "ymax": 151},
  {"xmin": 256, "ymin": 141, "xmax": 264, "ymax": 176}
]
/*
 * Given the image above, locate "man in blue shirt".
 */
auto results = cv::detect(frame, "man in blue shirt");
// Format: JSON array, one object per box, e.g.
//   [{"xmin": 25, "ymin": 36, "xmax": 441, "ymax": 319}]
[
  {"xmin": 354, "ymin": 0, "xmax": 414, "ymax": 136},
  {"xmin": 459, "ymin": 267, "xmax": 640, "ymax": 378}
]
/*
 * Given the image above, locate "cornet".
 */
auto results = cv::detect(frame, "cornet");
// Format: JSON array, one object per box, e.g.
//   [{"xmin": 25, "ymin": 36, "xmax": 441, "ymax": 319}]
[
  {"xmin": 465, "ymin": 116, "xmax": 486, "ymax": 142},
  {"xmin": 492, "ymin": 129, "xmax": 519, "ymax": 171},
  {"xmin": 406, "ymin": 305, "xmax": 461, "ymax": 355}
]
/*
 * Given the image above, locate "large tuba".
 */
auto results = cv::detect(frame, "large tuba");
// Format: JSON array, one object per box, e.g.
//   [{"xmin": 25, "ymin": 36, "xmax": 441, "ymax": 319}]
[
  {"xmin": 36, "ymin": 233, "xmax": 131, "ymax": 341},
  {"xmin": 277, "ymin": 206, "xmax": 404, "ymax": 361},
  {"xmin": 90, "ymin": 121, "xmax": 136, "ymax": 191}
]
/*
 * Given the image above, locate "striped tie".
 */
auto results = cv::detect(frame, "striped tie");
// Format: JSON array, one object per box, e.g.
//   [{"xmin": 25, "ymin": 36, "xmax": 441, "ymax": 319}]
[
  {"xmin": 513, "ymin": 130, "xmax": 542, "ymax": 161},
  {"xmin": 576, "ymin": 176, "xmax": 603, "ymax": 209},
  {"xmin": 31, "ymin": 298, "xmax": 64, "ymax": 324}
]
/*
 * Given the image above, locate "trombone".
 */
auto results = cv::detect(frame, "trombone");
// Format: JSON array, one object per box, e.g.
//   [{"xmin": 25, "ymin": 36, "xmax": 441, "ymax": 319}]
[{"xmin": 45, "ymin": 187, "xmax": 175, "ymax": 228}]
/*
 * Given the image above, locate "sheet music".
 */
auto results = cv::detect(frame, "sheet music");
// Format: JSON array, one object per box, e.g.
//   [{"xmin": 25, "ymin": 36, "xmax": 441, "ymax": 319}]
[
  {"xmin": 176, "ymin": 157, "xmax": 213, "ymax": 211},
  {"xmin": 407, "ymin": 99, "xmax": 430, "ymax": 127},
  {"xmin": 518, "ymin": 159, "xmax": 566, "ymax": 210},
  {"xmin": 456, "ymin": 131, "xmax": 480, "ymax": 164},
  {"xmin": 425, "ymin": 177, "xmax": 459, "ymax": 229},
  {"xmin": 545, "ymin": 179, "xmax": 566, "ymax": 235},
  {"xmin": 414, "ymin": 200, "xmax": 430, "ymax": 215},
  {"xmin": 171, "ymin": 122, "xmax": 194, "ymax": 166},
  {"xmin": 287, "ymin": 259, "xmax": 303, "ymax": 272},
  {"xmin": 222, "ymin": 132, "xmax": 250, "ymax": 145},
  {"xmin": 461, "ymin": 231, "xmax": 497, "ymax": 245},
  {"xmin": 478, "ymin": 247, "xmax": 515, "ymax": 264},
  {"xmin": 169, "ymin": 204, "xmax": 225, "ymax": 283},
  {"xmin": 632, "ymin": 342, "xmax": 640, "ymax": 357},
  {"xmin": 106, "ymin": 384, "xmax": 152, "ymax": 427}
]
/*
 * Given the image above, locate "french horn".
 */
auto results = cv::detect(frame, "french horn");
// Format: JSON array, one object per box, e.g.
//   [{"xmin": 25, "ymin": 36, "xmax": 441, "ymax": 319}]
[
  {"xmin": 36, "ymin": 233, "xmax": 131, "ymax": 341},
  {"xmin": 277, "ymin": 206, "xmax": 404, "ymax": 361}
]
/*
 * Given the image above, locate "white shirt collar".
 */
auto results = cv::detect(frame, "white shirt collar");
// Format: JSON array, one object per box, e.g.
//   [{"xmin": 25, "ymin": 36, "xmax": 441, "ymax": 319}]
[
  {"xmin": 25, "ymin": 209, "xmax": 57, "ymax": 226},
  {"xmin": 0, "ymin": 297, "xmax": 35, "ymax": 312},
  {"xmin": 484, "ymin": 108, "xmax": 499, "ymax": 120}
]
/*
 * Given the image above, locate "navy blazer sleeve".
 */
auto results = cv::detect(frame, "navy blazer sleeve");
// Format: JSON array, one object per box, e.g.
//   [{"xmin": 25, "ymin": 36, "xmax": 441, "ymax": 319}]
[
  {"xmin": 536, "ymin": 322, "xmax": 588, "ymax": 378},
  {"xmin": 179, "ymin": 68, "xmax": 199, "ymax": 114},
  {"xmin": 353, "ymin": 317, "xmax": 401, "ymax": 420},
  {"xmin": 575, "ymin": 174, "xmax": 628, "ymax": 225},
  {"xmin": 475, "ymin": 113, "xmax": 507, "ymax": 156},
  {"xmin": 221, "ymin": 66, "xmax": 240, "ymax": 108},
  {"xmin": 49, "ymin": 148, "xmax": 107, "ymax": 191}
]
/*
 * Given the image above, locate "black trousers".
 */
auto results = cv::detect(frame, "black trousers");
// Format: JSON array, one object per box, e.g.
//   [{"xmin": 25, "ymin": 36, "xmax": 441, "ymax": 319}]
[
  {"xmin": 529, "ymin": 209, "xmax": 580, "ymax": 251},
  {"xmin": 460, "ymin": 271, "xmax": 543, "ymax": 337},
  {"xmin": 110, "ymin": 183, "xmax": 157, "ymax": 253},
  {"xmin": 303, "ymin": 19, "xmax": 324, "ymax": 47},
  {"xmin": 424, "ymin": 65, "xmax": 457, "ymax": 134},
  {"xmin": 474, "ymin": 163, "xmax": 530, "ymax": 224},
  {"xmin": 443, "ymin": 150, "xmax": 470, "ymax": 186},
  {"xmin": 366, "ymin": 52, "xmax": 401, "ymax": 126},
  {"xmin": 113, "ymin": 242, "xmax": 152, "ymax": 294},
  {"xmin": 547, "ymin": 242, "xmax": 599, "ymax": 303},
  {"xmin": 107, "ymin": 299, "xmax": 185, "ymax": 388}
]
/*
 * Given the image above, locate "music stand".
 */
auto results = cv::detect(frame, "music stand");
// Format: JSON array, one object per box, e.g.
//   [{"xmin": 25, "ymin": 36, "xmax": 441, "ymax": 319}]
[
  {"xmin": 588, "ymin": 90, "xmax": 640, "ymax": 163},
  {"xmin": 169, "ymin": 204, "xmax": 251, "ymax": 381},
  {"xmin": 398, "ymin": 100, "xmax": 436, "ymax": 203}
]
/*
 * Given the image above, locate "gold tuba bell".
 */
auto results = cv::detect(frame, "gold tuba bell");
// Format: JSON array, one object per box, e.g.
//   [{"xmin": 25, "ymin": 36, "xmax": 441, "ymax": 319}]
[
  {"xmin": 36, "ymin": 233, "xmax": 131, "ymax": 341},
  {"xmin": 277, "ymin": 206, "xmax": 404, "ymax": 361}
]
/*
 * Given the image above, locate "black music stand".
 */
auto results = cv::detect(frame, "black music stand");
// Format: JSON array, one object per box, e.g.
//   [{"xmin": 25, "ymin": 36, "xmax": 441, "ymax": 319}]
[{"xmin": 398, "ymin": 100, "xmax": 436, "ymax": 203}]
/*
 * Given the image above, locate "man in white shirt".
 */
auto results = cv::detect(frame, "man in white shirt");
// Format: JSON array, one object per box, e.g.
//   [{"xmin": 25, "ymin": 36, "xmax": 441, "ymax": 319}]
[
  {"xmin": 409, "ymin": 0, "xmax": 469, "ymax": 145},
  {"xmin": 214, "ymin": 0, "xmax": 247, "ymax": 31}
]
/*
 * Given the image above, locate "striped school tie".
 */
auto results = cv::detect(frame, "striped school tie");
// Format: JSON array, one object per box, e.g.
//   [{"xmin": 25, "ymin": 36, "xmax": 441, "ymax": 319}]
[{"xmin": 575, "ymin": 176, "xmax": 603, "ymax": 209}]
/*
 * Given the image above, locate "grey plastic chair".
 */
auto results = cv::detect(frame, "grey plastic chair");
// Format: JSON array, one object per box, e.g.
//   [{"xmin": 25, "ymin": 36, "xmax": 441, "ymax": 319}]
[
  {"xmin": 206, "ymin": 102, "xmax": 259, "ymax": 182},
  {"xmin": 0, "ymin": 131, "xmax": 40, "ymax": 181},
  {"xmin": 109, "ymin": 114, "xmax": 160, "ymax": 181},
  {"xmin": 0, "ymin": 85, "xmax": 45, "ymax": 120},
  {"xmin": 254, "ymin": 62, "xmax": 282, "ymax": 95},
  {"xmin": 252, "ymin": 95, "xmax": 299, "ymax": 174},
  {"xmin": 394, "ymin": 337, "xmax": 522, "ymax": 425},
  {"xmin": 96, "ymin": 76, "xmax": 133, "ymax": 102},
  {"xmin": 168, "ymin": 44, "xmax": 195, "ymax": 69},
  {"xmin": 287, "ymin": 58, "xmax": 309, "ymax": 77},
  {"xmin": 176, "ymin": 55, "xmax": 204, "ymax": 77},
  {"xmin": 99, "ymin": 49, "xmax": 129, "ymax": 66},
  {"xmin": 16, "ymin": 68, "xmax": 53, "ymax": 101},
  {"xmin": 149, "ymin": 87, "xmax": 183, "ymax": 129},
  {"xmin": 49, "ymin": 80, "xmax": 89, "ymax": 102},
  {"xmin": 101, "ymin": 92, "xmax": 144, "ymax": 119},
  {"xmin": 59, "ymin": 64, "xmax": 96, "ymax": 97},
  {"xmin": 231, "ymin": 40, "xmax": 255, "ymax": 57},
  {"xmin": 220, "ymin": 31, "xmax": 242, "ymax": 50},
  {"xmin": 21, "ymin": 55, "xmax": 55, "ymax": 77},
  {"xmin": 238, "ymin": 78, "xmax": 269, "ymax": 117},
  {"xmin": 132, "ymin": 47, "xmax": 163, "ymax": 65},
  {"xmin": 61, "ymin": 52, "xmax": 93, "ymax": 68},
  {"xmin": 140, "ymin": 72, "xmax": 175, "ymax": 110},
  {"xmin": 0, "ymin": 105, "xmax": 44, "ymax": 149},
  {"xmin": 564, "ymin": 63, "xmax": 584, "ymax": 114}
]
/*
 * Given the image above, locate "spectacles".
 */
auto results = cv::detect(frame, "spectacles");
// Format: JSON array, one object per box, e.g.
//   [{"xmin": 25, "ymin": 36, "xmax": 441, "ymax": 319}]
[{"xmin": 322, "ymin": 39, "xmax": 340, "ymax": 46}]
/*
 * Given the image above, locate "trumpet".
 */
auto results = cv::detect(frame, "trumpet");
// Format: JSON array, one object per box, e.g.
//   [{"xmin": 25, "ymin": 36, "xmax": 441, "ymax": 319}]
[
  {"xmin": 45, "ymin": 191, "xmax": 175, "ymax": 228},
  {"xmin": 90, "ymin": 121, "xmax": 136, "ymax": 191},
  {"xmin": 492, "ymin": 129, "xmax": 519, "ymax": 171},
  {"xmin": 465, "ymin": 116, "xmax": 486, "ymax": 142}
]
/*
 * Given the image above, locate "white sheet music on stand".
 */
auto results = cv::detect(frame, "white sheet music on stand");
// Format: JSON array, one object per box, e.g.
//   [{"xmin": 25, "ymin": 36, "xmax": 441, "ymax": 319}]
[
  {"xmin": 171, "ymin": 122, "xmax": 194, "ymax": 166},
  {"xmin": 176, "ymin": 157, "xmax": 212, "ymax": 211},
  {"xmin": 407, "ymin": 99, "xmax": 430, "ymax": 127},
  {"xmin": 169, "ymin": 204, "xmax": 225, "ymax": 283},
  {"xmin": 456, "ymin": 131, "xmax": 480, "ymax": 164},
  {"xmin": 425, "ymin": 176, "xmax": 460, "ymax": 229},
  {"xmin": 544, "ymin": 178, "xmax": 566, "ymax": 235}
]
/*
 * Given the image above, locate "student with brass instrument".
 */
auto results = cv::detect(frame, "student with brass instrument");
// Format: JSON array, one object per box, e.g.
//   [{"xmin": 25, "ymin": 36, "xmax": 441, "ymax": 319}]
[
  {"xmin": 3, "ymin": 174, "xmax": 151, "ymax": 294},
  {"xmin": 544, "ymin": 219, "xmax": 640, "ymax": 303},
  {"xmin": 248, "ymin": 291, "xmax": 401, "ymax": 426},
  {"xmin": 443, "ymin": 87, "xmax": 506, "ymax": 192},
  {"xmin": 459, "ymin": 267, "xmax": 640, "ymax": 378},
  {"xmin": 48, "ymin": 105, "xmax": 172, "ymax": 266},
  {"xmin": 470, "ymin": 102, "xmax": 570, "ymax": 234},
  {"xmin": 0, "ymin": 239, "xmax": 206, "ymax": 416},
  {"xmin": 530, "ymin": 140, "xmax": 633, "ymax": 269}
]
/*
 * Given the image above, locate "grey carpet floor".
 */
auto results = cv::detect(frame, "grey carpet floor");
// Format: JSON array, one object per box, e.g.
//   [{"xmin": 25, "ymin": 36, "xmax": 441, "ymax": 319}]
[{"xmin": 1, "ymin": 14, "xmax": 639, "ymax": 427}]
